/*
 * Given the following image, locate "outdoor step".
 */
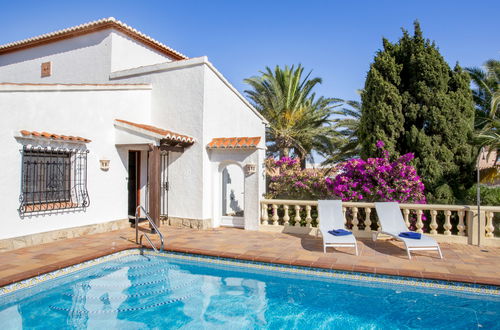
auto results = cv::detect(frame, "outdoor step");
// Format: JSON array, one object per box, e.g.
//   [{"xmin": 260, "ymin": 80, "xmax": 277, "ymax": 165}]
[
  {"xmin": 128, "ymin": 217, "xmax": 148, "ymax": 224},
  {"xmin": 135, "ymin": 226, "xmax": 155, "ymax": 234}
]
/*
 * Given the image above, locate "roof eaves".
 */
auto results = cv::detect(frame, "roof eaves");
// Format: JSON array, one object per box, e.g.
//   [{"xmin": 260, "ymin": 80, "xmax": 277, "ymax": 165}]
[
  {"xmin": 207, "ymin": 137, "xmax": 261, "ymax": 150},
  {"xmin": 114, "ymin": 119, "xmax": 164, "ymax": 141},
  {"xmin": 0, "ymin": 17, "xmax": 188, "ymax": 60},
  {"xmin": 17, "ymin": 130, "xmax": 91, "ymax": 143},
  {"xmin": 114, "ymin": 119, "xmax": 196, "ymax": 144}
]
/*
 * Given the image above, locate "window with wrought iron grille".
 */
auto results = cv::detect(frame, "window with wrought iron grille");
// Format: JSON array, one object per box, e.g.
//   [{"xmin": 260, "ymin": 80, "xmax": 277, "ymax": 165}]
[{"xmin": 19, "ymin": 146, "xmax": 90, "ymax": 216}]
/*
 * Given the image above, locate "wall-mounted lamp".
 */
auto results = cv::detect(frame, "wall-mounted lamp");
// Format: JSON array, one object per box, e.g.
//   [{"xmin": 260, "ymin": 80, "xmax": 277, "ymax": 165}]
[
  {"xmin": 100, "ymin": 158, "xmax": 110, "ymax": 171},
  {"xmin": 245, "ymin": 163, "xmax": 257, "ymax": 175}
]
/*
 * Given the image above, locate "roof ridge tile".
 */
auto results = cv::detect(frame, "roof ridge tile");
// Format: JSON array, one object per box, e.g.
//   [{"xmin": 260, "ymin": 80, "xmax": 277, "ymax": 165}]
[{"xmin": 0, "ymin": 17, "xmax": 188, "ymax": 60}]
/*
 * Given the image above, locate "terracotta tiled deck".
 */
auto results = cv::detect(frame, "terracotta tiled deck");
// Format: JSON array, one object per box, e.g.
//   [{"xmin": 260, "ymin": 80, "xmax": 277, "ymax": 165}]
[{"xmin": 1, "ymin": 227, "xmax": 499, "ymax": 288}]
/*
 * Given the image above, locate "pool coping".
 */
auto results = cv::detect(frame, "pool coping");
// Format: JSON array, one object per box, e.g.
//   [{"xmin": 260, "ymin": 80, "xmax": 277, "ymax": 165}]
[
  {"xmin": 1, "ymin": 248, "xmax": 499, "ymax": 297},
  {"xmin": 1, "ymin": 245, "xmax": 500, "ymax": 289}
]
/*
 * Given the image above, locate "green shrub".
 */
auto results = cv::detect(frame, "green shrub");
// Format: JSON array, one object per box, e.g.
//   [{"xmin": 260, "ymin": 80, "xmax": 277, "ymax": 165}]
[
  {"xmin": 463, "ymin": 184, "xmax": 500, "ymax": 206},
  {"xmin": 429, "ymin": 184, "xmax": 456, "ymax": 204}
]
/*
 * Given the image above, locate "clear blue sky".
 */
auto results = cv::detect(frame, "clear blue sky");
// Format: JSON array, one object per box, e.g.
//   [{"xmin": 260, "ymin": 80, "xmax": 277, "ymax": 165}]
[{"xmin": 0, "ymin": 0, "xmax": 499, "ymax": 102}]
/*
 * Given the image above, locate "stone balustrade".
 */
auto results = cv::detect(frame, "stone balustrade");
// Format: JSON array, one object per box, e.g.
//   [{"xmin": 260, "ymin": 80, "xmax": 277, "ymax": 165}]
[{"xmin": 260, "ymin": 199, "xmax": 500, "ymax": 246}]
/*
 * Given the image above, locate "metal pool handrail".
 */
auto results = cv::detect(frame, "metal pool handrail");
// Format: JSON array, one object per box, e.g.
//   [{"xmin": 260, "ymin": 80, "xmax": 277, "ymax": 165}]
[{"xmin": 135, "ymin": 205, "xmax": 164, "ymax": 252}]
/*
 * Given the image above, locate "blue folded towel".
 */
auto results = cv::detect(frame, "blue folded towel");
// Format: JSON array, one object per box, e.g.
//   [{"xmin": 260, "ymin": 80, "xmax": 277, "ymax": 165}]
[
  {"xmin": 399, "ymin": 231, "xmax": 421, "ymax": 239},
  {"xmin": 328, "ymin": 229, "xmax": 352, "ymax": 236}
]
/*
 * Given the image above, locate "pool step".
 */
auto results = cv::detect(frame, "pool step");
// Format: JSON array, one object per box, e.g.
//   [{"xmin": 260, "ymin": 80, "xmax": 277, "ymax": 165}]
[{"xmin": 50, "ymin": 293, "xmax": 196, "ymax": 315}]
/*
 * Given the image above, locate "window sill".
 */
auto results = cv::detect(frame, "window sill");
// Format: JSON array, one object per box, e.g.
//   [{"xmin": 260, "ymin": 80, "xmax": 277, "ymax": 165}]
[{"xmin": 21, "ymin": 202, "xmax": 78, "ymax": 213}]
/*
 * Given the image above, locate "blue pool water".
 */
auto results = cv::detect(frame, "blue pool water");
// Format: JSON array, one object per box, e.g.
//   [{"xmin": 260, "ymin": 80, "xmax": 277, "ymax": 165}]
[{"xmin": 0, "ymin": 252, "xmax": 499, "ymax": 329}]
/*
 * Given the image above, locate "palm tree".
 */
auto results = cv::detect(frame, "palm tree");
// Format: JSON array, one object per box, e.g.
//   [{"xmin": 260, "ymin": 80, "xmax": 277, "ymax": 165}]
[
  {"xmin": 476, "ymin": 116, "xmax": 500, "ymax": 182},
  {"xmin": 473, "ymin": 65, "xmax": 500, "ymax": 182},
  {"xmin": 477, "ymin": 117, "xmax": 500, "ymax": 150},
  {"xmin": 466, "ymin": 59, "xmax": 500, "ymax": 127},
  {"xmin": 322, "ymin": 99, "xmax": 362, "ymax": 165},
  {"xmin": 244, "ymin": 65, "xmax": 340, "ymax": 167},
  {"xmin": 477, "ymin": 90, "xmax": 500, "ymax": 152}
]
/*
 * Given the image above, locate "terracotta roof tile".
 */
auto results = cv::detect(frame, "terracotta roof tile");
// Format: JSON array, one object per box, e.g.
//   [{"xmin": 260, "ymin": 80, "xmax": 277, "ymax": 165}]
[
  {"xmin": 0, "ymin": 17, "xmax": 187, "ymax": 60},
  {"xmin": 19, "ymin": 130, "xmax": 91, "ymax": 143},
  {"xmin": 207, "ymin": 137, "xmax": 261, "ymax": 149},
  {"xmin": 115, "ymin": 119, "xmax": 195, "ymax": 145}
]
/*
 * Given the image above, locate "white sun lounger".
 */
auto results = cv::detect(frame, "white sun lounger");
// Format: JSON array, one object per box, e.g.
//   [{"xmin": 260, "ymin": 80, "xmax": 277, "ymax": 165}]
[
  {"xmin": 374, "ymin": 202, "xmax": 443, "ymax": 259},
  {"xmin": 318, "ymin": 200, "xmax": 358, "ymax": 255}
]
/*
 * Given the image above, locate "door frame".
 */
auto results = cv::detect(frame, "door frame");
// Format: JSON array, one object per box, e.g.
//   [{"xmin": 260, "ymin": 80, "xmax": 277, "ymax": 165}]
[
  {"xmin": 128, "ymin": 150, "xmax": 141, "ymax": 219},
  {"xmin": 218, "ymin": 161, "xmax": 245, "ymax": 228},
  {"xmin": 160, "ymin": 151, "xmax": 170, "ymax": 219}
]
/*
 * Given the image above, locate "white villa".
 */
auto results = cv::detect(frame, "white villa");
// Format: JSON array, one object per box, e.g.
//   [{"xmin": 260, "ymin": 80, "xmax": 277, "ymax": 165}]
[{"xmin": 0, "ymin": 18, "xmax": 267, "ymax": 250}]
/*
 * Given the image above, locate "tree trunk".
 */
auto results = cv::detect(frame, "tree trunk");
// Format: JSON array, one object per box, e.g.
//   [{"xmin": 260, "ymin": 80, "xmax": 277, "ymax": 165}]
[
  {"xmin": 280, "ymin": 148, "xmax": 290, "ymax": 158},
  {"xmin": 300, "ymin": 157, "xmax": 306, "ymax": 170}
]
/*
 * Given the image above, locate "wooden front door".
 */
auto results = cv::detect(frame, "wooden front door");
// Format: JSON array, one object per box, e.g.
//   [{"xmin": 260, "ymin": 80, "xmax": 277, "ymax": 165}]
[{"xmin": 148, "ymin": 146, "xmax": 161, "ymax": 226}]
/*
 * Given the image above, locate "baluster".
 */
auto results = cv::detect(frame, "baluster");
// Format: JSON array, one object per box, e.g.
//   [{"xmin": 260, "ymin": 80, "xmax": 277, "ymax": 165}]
[
  {"xmin": 470, "ymin": 209, "xmax": 478, "ymax": 244},
  {"xmin": 351, "ymin": 207, "xmax": 359, "ymax": 232},
  {"xmin": 364, "ymin": 207, "xmax": 372, "ymax": 231},
  {"xmin": 261, "ymin": 203, "xmax": 268, "ymax": 225},
  {"xmin": 294, "ymin": 205, "xmax": 301, "ymax": 227},
  {"xmin": 457, "ymin": 210, "xmax": 466, "ymax": 236},
  {"xmin": 430, "ymin": 210, "xmax": 438, "ymax": 235},
  {"xmin": 271, "ymin": 204, "xmax": 279, "ymax": 225},
  {"xmin": 305, "ymin": 205, "xmax": 312, "ymax": 228},
  {"xmin": 342, "ymin": 207, "xmax": 347, "ymax": 229},
  {"xmin": 416, "ymin": 209, "xmax": 424, "ymax": 234},
  {"xmin": 444, "ymin": 210, "xmax": 452, "ymax": 235},
  {"xmin": 283, "ymin": 205, "xmax": 290, "ymax": 226},
  {"xmin": 403, "ymin": 209, "xmax": 410, "ymax": 228},
  {"xmin": 485, "ymin": 211, "xmax": 495, "ymax": 238}
]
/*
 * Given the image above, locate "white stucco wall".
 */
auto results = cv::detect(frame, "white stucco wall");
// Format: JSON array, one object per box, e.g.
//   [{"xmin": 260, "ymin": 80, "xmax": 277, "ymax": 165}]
[
  {"xmin": 208, "ymin": 150, "xmax": 263, "ymax": 230},
  {"xmin": 110, "ymin": 60, "xmax": 207, "ymax": 221},
  {"xmin": 0, "ymin": 29, "xmax": 174, "ymax": 84},
  {"xmin": 110, "ymin": 58, "xmax": 267, "ymax": 227},
  {"xmin": 0, "ymin": 84, "xmax": 152, "ymax": 239},
  {"xmin": 0, "ymin": 30, "xmax": 113, "ymax": 83},
  {"xmin": 110, "ymin": 31, "xmax": 172, "ymax": 72},
  {"xmin": 202, "ymin": 65, "xmax": 267, "ymax": 139},
  {"xmin": 202, "ymin": 64, "xmax": 267, "ymax": 229},
  {"xmin": 1, "ymin": 25, "xmax": 267, "ymax": 235}
]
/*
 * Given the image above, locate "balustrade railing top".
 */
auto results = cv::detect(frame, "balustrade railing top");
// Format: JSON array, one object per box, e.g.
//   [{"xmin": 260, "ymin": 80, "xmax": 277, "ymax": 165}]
[{"xmin": 260, "ymin": 199, "xmax": 500, "ymax": 243}]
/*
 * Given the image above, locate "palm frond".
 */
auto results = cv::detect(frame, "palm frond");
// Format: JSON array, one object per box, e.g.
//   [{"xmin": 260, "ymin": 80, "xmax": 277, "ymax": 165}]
[{"xmin": 244, "ymin": 64, "xmax": 340, "ymax": 165}]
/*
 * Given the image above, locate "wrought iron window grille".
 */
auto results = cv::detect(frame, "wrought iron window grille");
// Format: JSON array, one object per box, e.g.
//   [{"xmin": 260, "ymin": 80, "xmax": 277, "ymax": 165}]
[{"xmin": 18, "ymin": 145, "xmax": 90, "ymax": 217}]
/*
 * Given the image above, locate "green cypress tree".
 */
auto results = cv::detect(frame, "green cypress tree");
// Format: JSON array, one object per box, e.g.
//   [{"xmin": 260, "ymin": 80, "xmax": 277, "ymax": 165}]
[{"xmin": 359, "ymin": 21, "xmax": 476, "ymax": 202}]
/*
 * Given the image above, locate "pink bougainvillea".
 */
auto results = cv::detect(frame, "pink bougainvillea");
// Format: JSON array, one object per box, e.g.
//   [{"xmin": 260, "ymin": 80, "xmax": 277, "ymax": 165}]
[
  {"xmin": 266, "ymin": 141, "xmax": 426, "ymax": 205},
  {"xmin": 266, "ymin": 157, "xmax": 330, "ymax": 200},
  {"xmin": 325, "ymin": 141, "xmax": 426, "ymax": 204}
]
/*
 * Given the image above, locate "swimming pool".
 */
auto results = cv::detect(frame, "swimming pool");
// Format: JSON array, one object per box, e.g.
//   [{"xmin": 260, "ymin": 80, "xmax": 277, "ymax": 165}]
[{"xmin": 0, "ymin": 250, "xmax": 499, "ymax": 329}]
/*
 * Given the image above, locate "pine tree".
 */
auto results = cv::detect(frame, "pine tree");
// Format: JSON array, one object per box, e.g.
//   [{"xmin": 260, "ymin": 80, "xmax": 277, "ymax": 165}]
[{"xmin": 359, "ymin": 21, "xmax": 476, "ymax": 202}]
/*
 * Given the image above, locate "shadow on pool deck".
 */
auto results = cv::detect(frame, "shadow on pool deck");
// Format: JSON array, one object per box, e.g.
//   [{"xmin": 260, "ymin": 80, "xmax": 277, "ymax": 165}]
[
  {"xmin": 291, "ymin": 232, "xmax": 414, "ymax": 259},
  {"xmin": 0, "ymin": 226, "xmax": 499, "ymax": 287}
]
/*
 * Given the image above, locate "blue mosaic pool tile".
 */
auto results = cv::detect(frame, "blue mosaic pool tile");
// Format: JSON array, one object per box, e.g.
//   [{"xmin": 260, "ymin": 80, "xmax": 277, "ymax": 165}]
[{"xmin": 0, "ymin": 248, "xmax": 498, "ymax": 297}]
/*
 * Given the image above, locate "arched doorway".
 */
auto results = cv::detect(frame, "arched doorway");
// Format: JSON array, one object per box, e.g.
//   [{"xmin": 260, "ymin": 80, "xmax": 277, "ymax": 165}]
[{"xmin": 220, "ymin": 163, "xmax": 244, "ymax": 227}]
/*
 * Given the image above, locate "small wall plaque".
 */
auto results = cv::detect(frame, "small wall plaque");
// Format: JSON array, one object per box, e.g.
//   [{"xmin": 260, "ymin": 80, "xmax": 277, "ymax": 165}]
[
  {"xmin": 245, "ymin": 163, "xmax": 257, "ymax": 175},
  {"xmin": 41, "ymin": 62, "xmax": 51, "ymax": 77}
]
